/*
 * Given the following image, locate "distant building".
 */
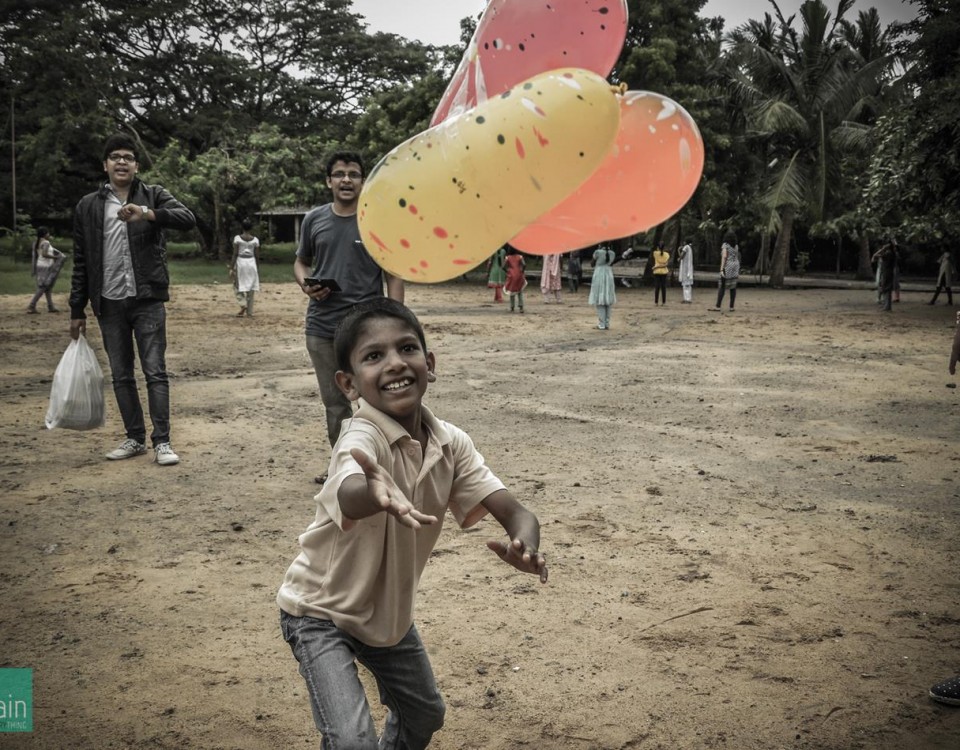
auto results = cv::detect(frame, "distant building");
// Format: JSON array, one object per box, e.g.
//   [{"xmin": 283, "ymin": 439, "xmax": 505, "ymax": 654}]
[{"xmin": 255, "ymin": 206, "xmax": 313, "ymax": 244}]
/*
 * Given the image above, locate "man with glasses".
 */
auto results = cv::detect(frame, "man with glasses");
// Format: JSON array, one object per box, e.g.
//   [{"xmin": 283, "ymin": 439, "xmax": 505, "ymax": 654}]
[
  {"xmin": 69, "ymin": 133, "xmax": 196, "ymax": 466},
  {"xmin": 293, "ymin": 150, "xmax": 404, "ymax": 480}
]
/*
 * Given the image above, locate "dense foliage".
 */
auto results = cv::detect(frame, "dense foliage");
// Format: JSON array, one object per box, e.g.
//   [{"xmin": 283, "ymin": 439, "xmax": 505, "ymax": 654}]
[
  {"xmin": 2, "ymin": 0, "xmax": 948, "ymax": 275},
  {"xmin": 862, "ymin": 0, "xmax": 960, "ymax": 247},
  {"xmin": 0, "ymin": 0, "xmax": 444, "ymax": 255}
]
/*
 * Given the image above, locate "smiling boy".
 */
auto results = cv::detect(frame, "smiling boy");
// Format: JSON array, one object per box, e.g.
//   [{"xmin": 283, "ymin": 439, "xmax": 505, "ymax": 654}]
[{"xmin": 277, "ymin": 298, "xmax": 547, "ymax": 749}]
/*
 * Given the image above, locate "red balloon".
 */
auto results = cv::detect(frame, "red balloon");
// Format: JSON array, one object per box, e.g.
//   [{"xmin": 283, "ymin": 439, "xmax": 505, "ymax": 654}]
[
  {"xmin": 510, "ymin": 90, "xmax": 705, "ymax": 254},
  {"xmin": 431, "ymin": 0, "xmax": 629, "ymax": 125}
]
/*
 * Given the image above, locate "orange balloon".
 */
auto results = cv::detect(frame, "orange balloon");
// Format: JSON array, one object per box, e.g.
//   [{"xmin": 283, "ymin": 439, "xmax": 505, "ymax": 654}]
[{"xmin": 511, "ymin": 90, "xmax": 705, "ymax": 255}]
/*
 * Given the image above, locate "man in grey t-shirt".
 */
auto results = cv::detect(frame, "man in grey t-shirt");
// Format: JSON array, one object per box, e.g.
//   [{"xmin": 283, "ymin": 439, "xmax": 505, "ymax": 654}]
[{"xmin": 294, "ymin": 150, "xmax": 404, "ymax": 465}]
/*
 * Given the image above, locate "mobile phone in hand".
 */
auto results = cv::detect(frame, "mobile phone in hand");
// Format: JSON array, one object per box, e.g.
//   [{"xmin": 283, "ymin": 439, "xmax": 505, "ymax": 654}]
[{"xmin": 303, "ymin": 277, "xmax": 341, "ymax": 292}]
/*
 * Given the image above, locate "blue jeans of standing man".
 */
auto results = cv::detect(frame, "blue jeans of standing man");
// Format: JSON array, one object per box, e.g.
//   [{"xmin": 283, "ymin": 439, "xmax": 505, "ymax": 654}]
[
  {"xmin": 97, "ymin": 297, "xmax": 170, "ymax": 446},
  {"xmin": 280, "ymin": 612, "xmax": 445, "ymax": 750}
]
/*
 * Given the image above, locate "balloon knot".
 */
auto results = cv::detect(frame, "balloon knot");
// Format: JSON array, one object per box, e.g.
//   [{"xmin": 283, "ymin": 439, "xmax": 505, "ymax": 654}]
[{"xmin": 610, "ymin": 82, "xmax": 628, "ymax": 96}]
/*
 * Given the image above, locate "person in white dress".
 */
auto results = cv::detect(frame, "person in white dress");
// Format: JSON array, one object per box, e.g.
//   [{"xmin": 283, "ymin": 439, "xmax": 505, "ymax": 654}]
[
  {"xmin": 28, "ymin": 226, "xmax": 66, "ymax": 313},
  {"xmin": 230, "ymin": 220, "xmax": 260, "ymax": 317},
  {"xmin": 677, "ymin": 242, "xmax": 694, "ymax": 304}
]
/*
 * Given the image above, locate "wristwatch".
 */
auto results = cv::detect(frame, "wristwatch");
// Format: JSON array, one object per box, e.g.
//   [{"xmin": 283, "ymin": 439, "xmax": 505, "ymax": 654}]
[{"xmin": 139, "ymin": 205, "xmax": 151, "ymax": 218}]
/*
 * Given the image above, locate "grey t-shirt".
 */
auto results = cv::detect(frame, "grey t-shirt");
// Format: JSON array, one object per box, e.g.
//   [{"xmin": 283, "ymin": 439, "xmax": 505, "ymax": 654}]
[{"xmin": 296, "ymin": 203, "xmax": 385, "ymax": 338}]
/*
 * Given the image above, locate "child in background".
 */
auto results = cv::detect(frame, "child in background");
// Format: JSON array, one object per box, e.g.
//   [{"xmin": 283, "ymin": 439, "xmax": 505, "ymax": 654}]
[
  {"xmin": 503, "ymin": 244, "xmax": 527, "ymax": 313},
  {"xmin": 230, "ymin": 219, "xmax": 260, "ymax": 317},
  {"xmin": 588, "ymin": 243, "xmax": 617, "ymax": 329},
  {"xmin": 567, "ymin": 251, "xmax": 582, "ymax": 294},
  {"xmin": 277, "ymin": 298, "xmax": 548, "ymax": 749},
  {"xmin": 677, "ymin": 242, "xmax": 694, "ymax": 304},
  {"xmin": 486, "ymin": 246, "xmax": 506, "ymax": 302},
  {"xmin": 712, "ymin": 230, "xmax": 740, "ymax": 312},
  {"xmin": 651, "ymin": 241, "xmax": 670, "ymax": 306},
  {"xmin": 540, "ymin": 252, "xmax": 562, "ymax": 303},
  {"xmin": 27, "ymin": 226, "xmax": 65, "ymax": 313}
]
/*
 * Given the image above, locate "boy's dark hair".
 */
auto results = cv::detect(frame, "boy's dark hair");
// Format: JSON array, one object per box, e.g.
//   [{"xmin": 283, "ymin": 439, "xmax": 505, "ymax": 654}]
[
  {"xmin": 241, "ymin": 219, "xmax": 253, "ymax": 231},
  {"xmin": 102, "ymin": 133, "xmax": 138, "ymax": 162},
  {"xmin": 325, "ymin": 150, "xmax": 365, "ymax": 178},
  {"xmin": 334, "ymin": 298, "xmax": 427, "ymax": 373}
]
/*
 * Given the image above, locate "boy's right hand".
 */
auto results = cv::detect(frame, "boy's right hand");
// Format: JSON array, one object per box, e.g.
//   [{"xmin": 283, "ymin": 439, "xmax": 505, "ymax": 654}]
[{"xmin": 349, "ymin": 448, "xmax": 438, "ymax": 529}]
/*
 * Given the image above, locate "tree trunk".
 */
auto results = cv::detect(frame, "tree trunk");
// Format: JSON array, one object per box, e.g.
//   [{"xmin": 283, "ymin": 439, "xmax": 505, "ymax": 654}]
[
  {"xmin": 768, "ymin": 205, "xmax": 796, "ymax": 288},
  {"xmin": 856, "ymin": 232, "xmax": 873, "ymax": 280},
  {"xmin": 835, "ymin": 232, "xmax": 841, "ymax": 278},
  {"xmin": 757, "ymin": 230, "xmax": 771, "ymax": 282},
  {"xmin": 212, "ymin": 192, "xmax": 230, "ymax": 261}
]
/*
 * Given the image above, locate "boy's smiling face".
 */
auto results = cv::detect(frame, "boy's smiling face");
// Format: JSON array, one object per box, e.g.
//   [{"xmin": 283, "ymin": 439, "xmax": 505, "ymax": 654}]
[{"xmin": 336, "ymin": 316, "xmax": 436, "ymax": 434}]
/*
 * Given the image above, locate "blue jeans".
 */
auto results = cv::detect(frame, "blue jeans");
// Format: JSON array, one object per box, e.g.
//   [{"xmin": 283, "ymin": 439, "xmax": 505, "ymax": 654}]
[
  {"xmin": 97, "ymin": 297, "xmax": 170, "ymax": 446},
  {"xmin": 280, "ymin": 612, "xmax": 445, "ymax": 750}
]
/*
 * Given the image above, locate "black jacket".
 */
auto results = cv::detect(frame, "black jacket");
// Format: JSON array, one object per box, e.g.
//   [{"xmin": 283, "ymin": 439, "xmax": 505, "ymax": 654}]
[{"xmin": 69, "ymin": 177, "xmax": 196, "ymax": 319}]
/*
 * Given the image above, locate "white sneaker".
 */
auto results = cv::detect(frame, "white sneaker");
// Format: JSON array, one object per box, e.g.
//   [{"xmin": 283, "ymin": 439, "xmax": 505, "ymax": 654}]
[
  {"xmin": 105, "ymin": 439, "xmax": 147, "ymax": 461},
  {"xmin": 154, "ymin": 442, "xmax": 180, "ymax": 466}
]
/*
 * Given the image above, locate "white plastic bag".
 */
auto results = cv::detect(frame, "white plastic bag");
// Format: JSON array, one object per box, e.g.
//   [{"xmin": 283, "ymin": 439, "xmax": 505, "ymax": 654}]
[{"xmin": 45, "ymin": 335, "xmax": 105, "ymax": 430}]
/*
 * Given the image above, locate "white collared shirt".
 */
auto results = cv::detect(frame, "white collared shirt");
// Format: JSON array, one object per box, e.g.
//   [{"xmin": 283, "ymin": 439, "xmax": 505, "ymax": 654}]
[{"xmin": 101, "ymin": 186, "xmax": 137, "ymax": 300}]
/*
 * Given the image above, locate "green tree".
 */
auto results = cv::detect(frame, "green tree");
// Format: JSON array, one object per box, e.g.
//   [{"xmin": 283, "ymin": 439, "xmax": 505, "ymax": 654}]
[
  {"xmin": 150, "ymin": 125, "xmax": 334, "ymax": 257},
  {"xmin": 0, "ymin": 0, "xmax": 440, "ymax": 233},
  {"xmin": 862, "ymin": 0, "xmax": 960, "ymax": 250},
  {"xmin": 725, "ymin": 0, "xmax": 897, "ymax": 286}
]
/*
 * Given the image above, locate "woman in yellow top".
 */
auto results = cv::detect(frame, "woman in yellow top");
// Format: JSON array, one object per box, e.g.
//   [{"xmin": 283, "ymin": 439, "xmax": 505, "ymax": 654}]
[{"xmin": 652, "ymin": 241, "xmax": 671, "ymax": 306}]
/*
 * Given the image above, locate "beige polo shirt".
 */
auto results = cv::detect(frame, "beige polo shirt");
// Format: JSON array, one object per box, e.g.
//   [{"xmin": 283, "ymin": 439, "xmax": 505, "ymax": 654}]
[{"xmin": 277, "ymin": 400, "xmax": 505, "ymax": 647}]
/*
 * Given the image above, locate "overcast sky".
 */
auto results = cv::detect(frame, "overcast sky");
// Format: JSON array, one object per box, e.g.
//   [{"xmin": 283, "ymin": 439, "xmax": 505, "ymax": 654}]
[{"xmin": 351, "ymin": 0, "xmax": 920, "ymax": 47}]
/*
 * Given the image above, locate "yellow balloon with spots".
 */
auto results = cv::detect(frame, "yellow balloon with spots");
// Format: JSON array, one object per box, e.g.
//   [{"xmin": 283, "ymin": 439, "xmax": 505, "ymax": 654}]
[{"xmin": 358, "ymin": 67, "xmax": 620, "ymax": 283}]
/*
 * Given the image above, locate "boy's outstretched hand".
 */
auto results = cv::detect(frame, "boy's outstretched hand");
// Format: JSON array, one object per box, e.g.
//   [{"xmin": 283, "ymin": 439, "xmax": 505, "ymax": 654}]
[
  {"xmin": 487, "ymin": 538, "xmax": 549, "ymax": 583},
  {"xmin": 348, "ymin": 448, "xmax": 439, "ymax": 529}
]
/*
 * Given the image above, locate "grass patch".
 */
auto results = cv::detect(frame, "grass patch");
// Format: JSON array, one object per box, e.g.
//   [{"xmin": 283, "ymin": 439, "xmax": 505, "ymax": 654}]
[
  {"xmin": 0, "ymin": 255, "xmax": 74, "ymax": 296},
  {"xmin": 0, "ymin": 254, "xmax": 297, "ymax": 295},
  {"xmin": 169, "ymin": 258, "xmax": 294, "ymax": 285}
]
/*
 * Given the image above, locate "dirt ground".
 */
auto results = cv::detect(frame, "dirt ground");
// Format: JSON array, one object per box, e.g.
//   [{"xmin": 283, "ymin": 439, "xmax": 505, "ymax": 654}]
[{"xmin": 2, "ymin": 278, "xmax": 959, "ymax": 750}]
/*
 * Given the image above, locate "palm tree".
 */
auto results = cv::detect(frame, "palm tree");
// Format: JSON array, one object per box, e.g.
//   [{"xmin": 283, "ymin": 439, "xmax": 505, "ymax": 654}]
[
  {"xmin": 838, "ymin": 7, "xmax": 905, "ymax": 278},
  {"xmin": 725, "ymin": 0, "xmax": 895, "ymax": 286}
]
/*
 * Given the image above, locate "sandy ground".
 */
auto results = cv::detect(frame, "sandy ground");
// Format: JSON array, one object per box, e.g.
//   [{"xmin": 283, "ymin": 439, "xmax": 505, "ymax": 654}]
[{"xmin": 2, "ymin": 278, "xmax": 959, "ymax": 750}]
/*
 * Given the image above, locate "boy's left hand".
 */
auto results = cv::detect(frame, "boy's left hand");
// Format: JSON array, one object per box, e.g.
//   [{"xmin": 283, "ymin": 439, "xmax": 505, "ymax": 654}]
[{"xmin": 487, "ymin": 538, "xmax": 548, "ymax": 583}]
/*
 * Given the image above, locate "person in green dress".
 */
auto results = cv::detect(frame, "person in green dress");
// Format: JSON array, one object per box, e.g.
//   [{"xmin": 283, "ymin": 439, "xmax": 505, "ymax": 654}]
[{"xmin": 486, "ymin": 246, "xmax": 507, "ymax": 302}]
